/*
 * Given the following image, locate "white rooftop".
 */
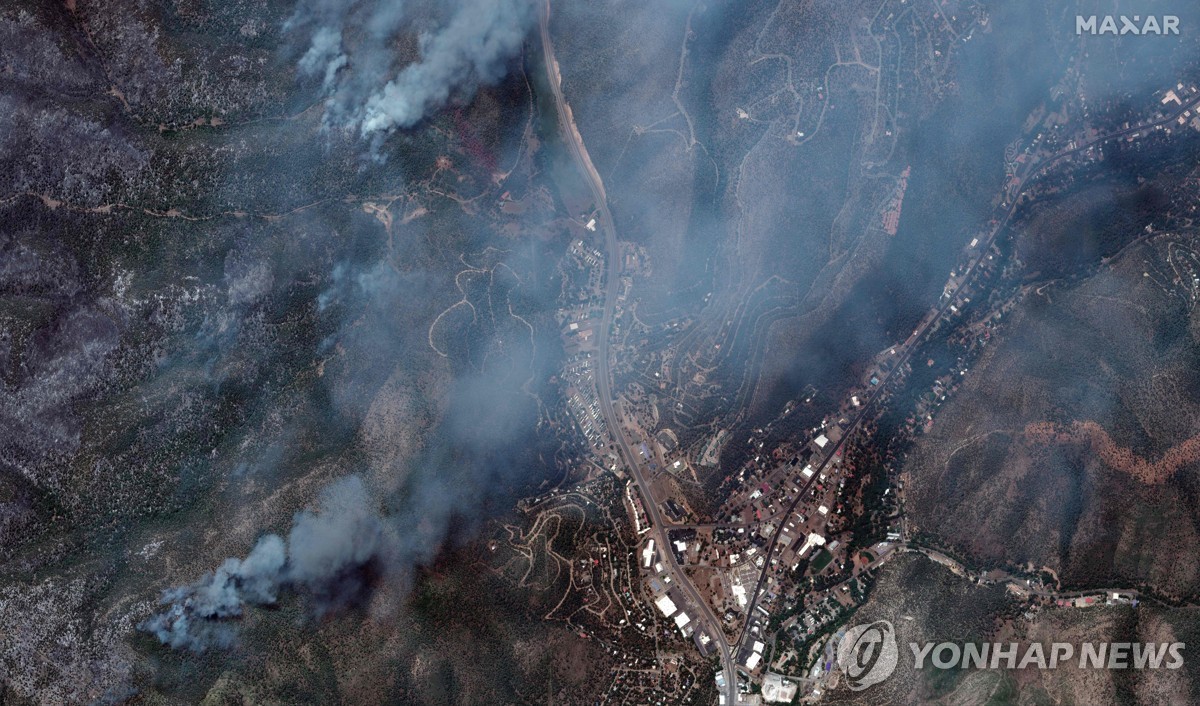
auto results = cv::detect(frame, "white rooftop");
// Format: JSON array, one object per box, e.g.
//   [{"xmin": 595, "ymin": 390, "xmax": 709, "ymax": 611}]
[
  {"xmin": 732, "ymin": 583, "xmax": 748, "ymax": 608},
  {"xmin": 641, "ymin": 539, "xmax": 655, "ymax": 568},
  {"xmin": 797, "ymin": 533, "xmax": 826, "ymax": 557}
]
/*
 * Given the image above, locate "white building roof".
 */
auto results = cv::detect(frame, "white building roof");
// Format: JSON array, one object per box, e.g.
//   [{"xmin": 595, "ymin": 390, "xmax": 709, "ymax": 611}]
[
  {"xmin": 797, "ymin": 533, "xmax": 826, "ymax": 557},
  {"xmin": 655, "ymin": 594, "xmax": 677, "ymax": 616},
  {"xmin": 731, "ymin": 583, "xmax": 747, "ymax": 607},
  {"xmin": 641, "ymin": 539, "xmax": 655, "ymax": 568}
]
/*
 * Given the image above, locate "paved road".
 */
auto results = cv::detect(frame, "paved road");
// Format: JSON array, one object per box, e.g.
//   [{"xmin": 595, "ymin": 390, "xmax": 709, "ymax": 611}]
[
  {"xmin": 734, "ymin": 91, "xmax": 1200, "ymax": 654},
  {"xmin": 538, "ymin": 3, "xmax": 740, "ymax": 704}
]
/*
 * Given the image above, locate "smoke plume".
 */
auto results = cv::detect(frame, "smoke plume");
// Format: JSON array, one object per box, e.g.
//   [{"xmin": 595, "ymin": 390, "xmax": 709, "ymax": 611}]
[
  {"xmin": 360, "ymin": 0, "xmax": 537, "ymax": 132},
  {"xmin": 289, "ymin": 0, "xmax": 537, "ymax": 133},
  {"xmin": 298, "ymin": 27, "xmax": 347, "ymax": 92},
  {"xmin": 141, "ymin": 476, "xmax": 386, "ymax": 652}
]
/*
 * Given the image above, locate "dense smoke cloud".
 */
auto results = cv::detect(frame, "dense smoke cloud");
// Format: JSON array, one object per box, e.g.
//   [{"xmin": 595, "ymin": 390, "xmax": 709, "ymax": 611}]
[
  {"xmin": 298, "ymin": 27, "xmax": 347, "ymax": 92},
  {"xmin": 289, "ymin": 0, "xmax": 408, "ymax": 117},
  {"xmin": 360, "ymin": 0, "xmax": 537, "ymax": 132},
  {"xmin": 285, "ymin": 474, "xmax": 387, "ymax": 611},
  {"xmin": 145, "ymin": 223, "xmax": 554, "ymax": 654},
  {"xmin": 290, "ymin": 0, "xmax": 537, "ymax": 133},
  {"xmin": 141, "ymin": 476, "xmax": 386, "ymax": 651},
  {"xmin": 143, "ymin": 0, "xmax": 545, "ymax": 657}
]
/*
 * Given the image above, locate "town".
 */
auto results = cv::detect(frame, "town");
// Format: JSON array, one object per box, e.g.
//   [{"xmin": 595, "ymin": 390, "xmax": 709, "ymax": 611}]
[{"xmin": 527, "ymin": 73, "xmax": 1200, "ymax": 704}]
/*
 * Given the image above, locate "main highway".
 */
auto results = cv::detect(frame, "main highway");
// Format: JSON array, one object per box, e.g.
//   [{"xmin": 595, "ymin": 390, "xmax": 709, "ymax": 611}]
[{"xmin": 538, "ymin": 3, "xmax": 741, "ymax": 704}]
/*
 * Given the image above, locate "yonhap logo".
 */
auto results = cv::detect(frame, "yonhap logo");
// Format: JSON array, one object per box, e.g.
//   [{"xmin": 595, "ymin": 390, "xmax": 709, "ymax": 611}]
[
  {"xmin": 831, "ymin": 617, "xmax": 1186, "ymax": 693},
  {"xmin": 1077, "ymin": 15, "xmax": 1180, "ymax": 35},
  {"xmin": 837, "ymin": 620, "xmax": 899, "ymax": 690}
]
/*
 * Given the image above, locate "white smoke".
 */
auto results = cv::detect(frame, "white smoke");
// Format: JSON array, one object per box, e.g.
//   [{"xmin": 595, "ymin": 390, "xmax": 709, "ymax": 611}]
[
  {"xmin": 289, "ymin": 0, "xmax": 536, "ymax": 134},
  {"xmin": 298, "ymin": 27, "xmax": 348, "ymax": 92},
  {"xmin": 286, "ymin": 474, "xmax": 386, "ymax": 612},
  {"xmin": 141, "ymin": 476, "xmax": 386, "ymax": 652},
  {"xmin": 360, "ymin": 0, "xmax": 537, "ymax": 133}
]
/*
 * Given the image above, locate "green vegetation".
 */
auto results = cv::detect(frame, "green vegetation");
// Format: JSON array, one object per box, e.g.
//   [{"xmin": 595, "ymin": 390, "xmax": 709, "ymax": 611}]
[{"xmin": 810, "ymin": 548, "xmax": 834, "ymax": 573}]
